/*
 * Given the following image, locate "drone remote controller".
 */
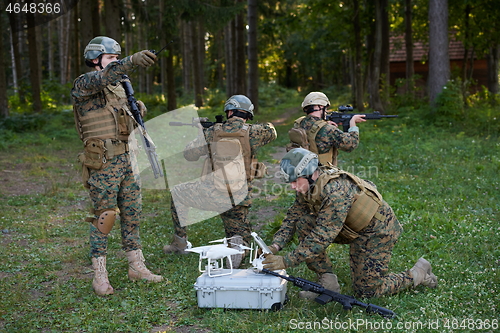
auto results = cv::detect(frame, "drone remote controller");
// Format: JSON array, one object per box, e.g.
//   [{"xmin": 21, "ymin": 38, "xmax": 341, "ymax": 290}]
[{"xmin": 251, "ymin": 232, "xmax": 272, "ymax": 254}]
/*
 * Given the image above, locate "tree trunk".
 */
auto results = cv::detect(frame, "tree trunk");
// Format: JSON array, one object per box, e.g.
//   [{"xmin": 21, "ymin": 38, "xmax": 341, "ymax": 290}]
[
  {"xmin": 91, "ymin": 0, "xmax": 101, "ymax": 37},
  {"xmin": 58, "ymin": 13, "xmax": 71, "ymax": 84},
  {"xmin": 8, "ymin": 14, "xmax": 24, "ymax": 102},
  {"xmin": 0, "ymin": 13, "xmax": 8, "ymax": 116},
  {"xmin": 235, "ymin": 8, "xmax": 246, "ymax": 94},
  {"xmin": 368, "ymin": 0, "xmax": 384, "ymax": 111},
  {"xmin": 380, "ymin": 0, "xmax": 390, "ymax": 108},
  {"xmin": 247, "ymin": 0, "xmax": 258, "ymax": 112},
  {"xmin": 79, "ymin": 0, "xmax": 94, "ymax": 73},
  {"xmin": 104, "ymin": 0, "xmax": 121, "ymax": 40},
  {"xmin": 166, "ymin": 42, "xmax": 177, "ymax": 110},
  {"xmin": 191, "ymin": 20, "xmax": 203, "ymax": 107},
  {"xmin": 352, "ymin": 0, "xmax": 364, "ymax": 111},
  {"xmin": 224, "ymin": 22, "xmax": 235, "ymax": 96},
  {"xmin": 405, "ymin": 0, "xmax": 414, "ymax": 95},
  {"xmin": 181, "ymin": 20, "xmax": 193, "ymax": 94},
  {"xmin": 428, "ymin": 0, "xmax": 450, "ymax": 107},
  {"xmin": 27, "ymin": 13, "xmax": 42, "ymax": 113},
  {"xmin": 487, "ymin": 44, "xmax": 500, "ymax": 97}
]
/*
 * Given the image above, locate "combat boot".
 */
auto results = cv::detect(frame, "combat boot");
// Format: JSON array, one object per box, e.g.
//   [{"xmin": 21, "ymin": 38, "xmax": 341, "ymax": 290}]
[
  {"xmin": 225, "ymin": 235, "xmax": 246, "ymax": 269},
  {"xmin": 126, "ymin": 249, "xmax": 164, "ymax": 282},
  {"xmin": 299, "ymin": 273, "xmax": 340, "ymax": 300},
  {"xmin": 410, "ymin": 257, "xmax": 438, "ymax": 288},
  {"xmin": 91, "ymin": 256, "xmax": 114, "ymax": 296},
  {"xmin": 163, "ymin": 235, "xmax": 191, "ymax": 254}
]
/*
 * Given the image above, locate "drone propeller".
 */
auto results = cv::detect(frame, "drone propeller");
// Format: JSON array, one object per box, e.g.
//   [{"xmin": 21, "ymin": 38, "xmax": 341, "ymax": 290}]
[
  {"xmin": 209, "ymin": 237, "xmax": 228, "ymax": 244},
  {"xmin": 229, "ymin": 243, "xmax": 252, "ymax": 251}
]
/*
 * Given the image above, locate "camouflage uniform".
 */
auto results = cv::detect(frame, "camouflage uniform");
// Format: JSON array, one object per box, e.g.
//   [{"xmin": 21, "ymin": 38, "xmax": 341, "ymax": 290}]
[
  {"xmin": 170, "ymin": 117, "xmax": 277, "ymax": 243},
  {"xmin": 297, "ymin": 114, "xmax": 359, "ymax": 166},
  {"xmin": 273, "ymin": 168, "xmax": 414, "ymax": 298},
  {"xmin": 72, "ymin": 56, "xmax": 143, "ymax": 258}
]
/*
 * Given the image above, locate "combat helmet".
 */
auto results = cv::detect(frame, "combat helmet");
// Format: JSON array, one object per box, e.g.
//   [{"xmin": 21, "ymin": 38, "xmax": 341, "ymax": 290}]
[
  {"xmin": 84, "ymin": 36, "xmax": 121, "ymax": 60},
  {"xmin": 301, "ymin": 92, "xmax": 330, "ymax": 111},
  {"xmin": 280, "ymin": 148, "xmax": 319, "ymax": 183},
  {"xmin": 224, "ymin": 95, "xmax": 254, "ymax": 120}
]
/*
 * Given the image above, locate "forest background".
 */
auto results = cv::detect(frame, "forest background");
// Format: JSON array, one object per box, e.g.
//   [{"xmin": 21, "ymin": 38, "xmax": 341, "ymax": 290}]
[{"xmin": 0, "ymin": 0, "xmax": 499, "ymax": 332}]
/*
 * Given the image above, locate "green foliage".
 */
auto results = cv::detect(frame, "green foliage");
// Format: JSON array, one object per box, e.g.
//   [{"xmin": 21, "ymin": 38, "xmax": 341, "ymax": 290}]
[{"xmin": 433, "ymin": 79, "xmax": 465, "ymax": 123}]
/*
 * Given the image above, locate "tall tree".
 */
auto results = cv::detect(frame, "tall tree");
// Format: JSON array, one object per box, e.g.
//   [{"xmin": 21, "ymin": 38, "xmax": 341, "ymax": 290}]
[
  {"xmin": 8, "ymin": 13, "xmax": 25, "ymax": 103},
  {"xmin": 104, "ymin": 0, "xmax": 121, "ymax": 40},
  {"xmin": 352, "ymin": 0, "xmax": 365, "ymax": 111},
  {"xmin": 367, "ymin": 0, "xmax": 384, "ymax": 111},
  {"xmin": 247, "ymin": 0, "xmax": 258, "ymax": 112},
  {"xmin": 405, "ymin": 0, "xmax": 415, "ymax": 96},
  {"xmin": 428, "ymin": 0, "xmax": 450, "ymax": 107},
  {"xmin": 26, "ymin": 13, "xmax": 42, "ymax": 113},
  {"xmin": 235, "ymin": 2, "xmax": 246, "ymax": 95},
  {"xmin": 0, "ymin": 13, "xmax": 8, "ymax": 116}
]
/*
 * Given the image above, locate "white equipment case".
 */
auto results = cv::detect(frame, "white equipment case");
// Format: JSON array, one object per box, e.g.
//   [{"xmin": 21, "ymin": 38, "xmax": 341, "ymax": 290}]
[{"xmin": 194, "ymin": 268, "xmax": 288, "ymax": 310}]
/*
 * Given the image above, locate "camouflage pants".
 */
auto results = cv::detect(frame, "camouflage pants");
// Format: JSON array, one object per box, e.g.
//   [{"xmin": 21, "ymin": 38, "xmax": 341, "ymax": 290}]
[
  {"xmin": 297, "ymin": 203, "xmax": 413, "ymax": 297},
  {"xmin": 170, "ymin": 179, "xmax": 252, "ymax": 243},
  {"xmin": 295, "ymin": 213, "xmax": 335, "ymax": 274},
  {"xmin": 349, "ymin": 204, "xmax": 413, "ymax": 298},
  {"xmin": 87, "ymin": 154, "xmax": 142, "ymax": 258}
]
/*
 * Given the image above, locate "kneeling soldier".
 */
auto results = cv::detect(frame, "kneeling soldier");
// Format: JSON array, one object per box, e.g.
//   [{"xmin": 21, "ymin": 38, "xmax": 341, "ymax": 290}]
[{"xmin": 263, "ymin": 148, "xmax": 437, "ymax": 299}]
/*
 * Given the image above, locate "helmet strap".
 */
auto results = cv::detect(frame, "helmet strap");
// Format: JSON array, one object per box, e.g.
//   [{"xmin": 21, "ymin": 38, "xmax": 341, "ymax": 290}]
[
  {"xmin": 96, "ymin": 55, "xmax": 104, "ymax": 70},
  {"xmin": 228, "ymin": 110, "xmax": 251, "ymax": 120}
]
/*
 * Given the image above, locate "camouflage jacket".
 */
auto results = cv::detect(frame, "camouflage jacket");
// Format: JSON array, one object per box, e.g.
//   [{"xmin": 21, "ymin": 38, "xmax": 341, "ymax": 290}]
[
  {"xmin": 298, "ymin": 114, "xmax": 359, "ymax": 154},
  {"xmin": 183, "ymin": 117, "xmax": 277, "ymax": 161},
  {"xmin": 71, "ymin": 56, "xmax": 134, "ymax": 117},
  {"xmin": 274, "ymin": 169, "xmax": 398, "ymax": 268}
]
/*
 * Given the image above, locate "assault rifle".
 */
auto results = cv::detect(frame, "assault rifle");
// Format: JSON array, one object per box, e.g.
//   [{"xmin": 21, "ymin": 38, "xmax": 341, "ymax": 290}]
[
  {"xmin": 169, "ymin": 115, "xmax": 224, "ymax": 129},
  {"xmin": 121, "ymin": 75, "xmax": 164, "ymax": 179},
  {"xmin": 326, "ymin": 105, "xmax": 398, "ymax": 132},
  {"xmin": 262, "ymin": 268, "xmax": 396, "ymax": 318}
]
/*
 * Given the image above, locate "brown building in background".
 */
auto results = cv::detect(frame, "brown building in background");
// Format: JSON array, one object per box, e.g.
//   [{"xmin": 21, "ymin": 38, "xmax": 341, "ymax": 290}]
[{"xmin": 389, "ymin": 35, "xmax": 488, "ymax": 94}]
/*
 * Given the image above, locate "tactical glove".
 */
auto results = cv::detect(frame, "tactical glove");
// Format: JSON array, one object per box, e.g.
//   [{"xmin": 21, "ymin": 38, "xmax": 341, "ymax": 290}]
[
  {"xmin": 262, "ymin": 254, "xmax": 287, "ymax": 271},
  {"xmin": 136, "ymin": 100, "xmax": 147, "ymax": 118},
  {"xmin": 131, "ymin": 50, "xmax": 156, "ymax": 68},
  {"xmin": 257, "ymin": 243, "xmax": 279, "ymax": 257}
]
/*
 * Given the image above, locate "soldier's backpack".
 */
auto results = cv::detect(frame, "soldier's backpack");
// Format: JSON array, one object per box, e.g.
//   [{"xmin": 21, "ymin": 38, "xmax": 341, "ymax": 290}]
[
  {"xmin": 287, "ymin": 116, "xmax": 334, "ymax": 165},
  {"xmin": 203, "ymin": 124, "xmax": 252, "ymax": 193}
]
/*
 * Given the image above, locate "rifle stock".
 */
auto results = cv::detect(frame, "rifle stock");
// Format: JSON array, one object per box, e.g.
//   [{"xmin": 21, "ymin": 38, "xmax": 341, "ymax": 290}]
[
  {"xmin": 262, "ymin": 268, "xmax": 396, "ymax": 319},
  {"xmin": 121, "ymin": 75, "xmax": 164, "ymax": 179}
]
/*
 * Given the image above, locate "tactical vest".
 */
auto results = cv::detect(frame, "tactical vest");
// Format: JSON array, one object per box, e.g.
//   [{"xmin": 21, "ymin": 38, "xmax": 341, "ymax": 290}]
[
  {"xmin": 73, "ymin": 78, "xmax": 135, "ymax": 160},
  {"xmin": 212, "ymin": 123, "xmax": 254, "ymax": 180},
  {"xmin": 288, "ymin": 116, "xmax": 337, "ymax": 166},
  {"xmin": 302, "ymin": 166, "xmax": 384, "ymax": 243}
]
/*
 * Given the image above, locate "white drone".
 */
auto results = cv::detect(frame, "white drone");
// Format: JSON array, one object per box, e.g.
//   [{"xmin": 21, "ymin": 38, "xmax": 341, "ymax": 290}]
[{"xmin": 186, "ymin": 236, "xmax": 253, "ymax": 277}]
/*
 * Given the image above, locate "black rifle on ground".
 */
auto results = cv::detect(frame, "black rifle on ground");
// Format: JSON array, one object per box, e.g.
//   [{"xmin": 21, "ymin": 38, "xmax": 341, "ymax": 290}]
[
  {"xmin": 169, "ymin": 115, "xmax": 225, "ymax": 128},
  {"xmin": 262, "ymin": 268, "xmax": 396, "ymax": 318},
  {"xmin": 121, "ymin": 75, "xmax": 164, "ymax": 179},
  {"xmin": 326, "ymin": 105, "xmax": 398, "ymax": 132}
]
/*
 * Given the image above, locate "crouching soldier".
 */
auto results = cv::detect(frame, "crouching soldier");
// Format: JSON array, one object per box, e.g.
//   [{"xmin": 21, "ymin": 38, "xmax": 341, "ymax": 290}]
[{"xmin": 263, "ymin": 148, "xmax": 437, "ymax": 299}]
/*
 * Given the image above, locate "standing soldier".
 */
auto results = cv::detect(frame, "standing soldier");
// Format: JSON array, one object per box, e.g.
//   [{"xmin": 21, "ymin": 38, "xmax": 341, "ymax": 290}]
[
  {"xmin": 72, "ymin": 36, "xmax": 163, "ymax": 296},
  {"xmin": 163, "ymin": 95, "xmax": 277, "ymax": 268},
  {"xmin": 288, "ymin": 92, "xmax": 366, "ymax": 166},
  {"xmin": 263, "ymin": 148, "xmax": 437, "ymax": 299}
]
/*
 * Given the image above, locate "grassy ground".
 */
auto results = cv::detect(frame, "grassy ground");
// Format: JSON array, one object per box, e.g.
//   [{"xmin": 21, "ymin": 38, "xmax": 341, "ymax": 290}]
[{"xmin": 0, "ymin": 91, "xmax": 499, "ymax": 332}]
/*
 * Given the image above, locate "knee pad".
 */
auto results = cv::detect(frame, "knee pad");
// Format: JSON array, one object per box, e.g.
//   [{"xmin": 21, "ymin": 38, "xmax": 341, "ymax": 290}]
[{"xmin": 93, "ymin": 209, "xmax": 118, "ymax": 235}]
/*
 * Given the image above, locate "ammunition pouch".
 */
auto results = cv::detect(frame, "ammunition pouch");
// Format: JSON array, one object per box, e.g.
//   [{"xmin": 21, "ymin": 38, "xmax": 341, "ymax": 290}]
[
  {"xmin": 81, "ymin": 138, "xmax": 107, "ymax": 170},
  {"xmin": 251, "ymin": 160, "xmax": 267, "ymax": 179}
]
